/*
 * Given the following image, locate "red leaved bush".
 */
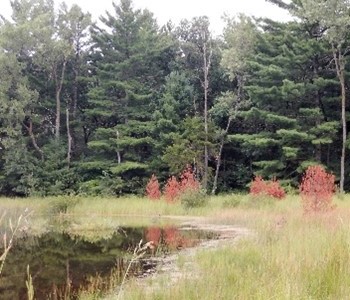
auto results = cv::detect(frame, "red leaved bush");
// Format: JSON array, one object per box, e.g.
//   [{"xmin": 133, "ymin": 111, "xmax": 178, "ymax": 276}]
[
  {"xmin": 179, "ymin": 165, "xmax": 200, "ymax": 193},
  {"xmin": 145, "ymin": 226, "xmax": 191, "ymax": 251},
  {"xmin": 250, "ymin": 176, "xmax": 286, "ymax": 199},
  {"xmin": 164, "ymin": 176, "xmax": 181, "ymax": 203},
  {"xmin": 163, "ymin": 165, "xmax": 200, "ymax": 203},
  {"xmin": 145, "ymin": 174, "xmax": 161, "ymax": 200},
  {"xmin": 300, "ymin": 165, "xmax": 335, "ymax": 213}
]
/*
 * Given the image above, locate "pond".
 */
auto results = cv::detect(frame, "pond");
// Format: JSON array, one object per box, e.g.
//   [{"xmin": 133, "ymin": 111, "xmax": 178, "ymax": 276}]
[{"xmin": 0, "ymin": 225, "xmax": 216, "ymax": 299}]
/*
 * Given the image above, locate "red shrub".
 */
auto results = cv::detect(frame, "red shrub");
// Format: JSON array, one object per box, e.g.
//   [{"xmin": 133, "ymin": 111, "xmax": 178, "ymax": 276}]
[
  {"xmin": 164, "ymin": 176, "xmax": 181, "ymax": 203},
  {"xmin": 250, "ymin": 176, "xmax": 266, "ymax": 196},
  {"xmin": 266, "ymin": 180, "xmax": 286, "ymax": 199},
  {"xmin": 250, "ymin": 176, "xmax": 286, "ymax": 199},
  {"xmin": 145, "ymin": 174, "xmax": 161, "ymax": 200},
  {"xmin": 300, "ymin": 165, "xmax": 335, "ymax": 213},
  {"xmin": 179, "ymin": 165, "xmax": 200, "ymax": 193}
]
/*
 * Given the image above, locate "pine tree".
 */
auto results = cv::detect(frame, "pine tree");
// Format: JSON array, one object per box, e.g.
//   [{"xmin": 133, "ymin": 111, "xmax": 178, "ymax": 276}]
[
  {"xmin": 84, "ymin": 0, "xmax": 173, "ymax": 193},
  {"xmin": 228, "ymin": 18, "xmax": 340, "ymax": 186}
]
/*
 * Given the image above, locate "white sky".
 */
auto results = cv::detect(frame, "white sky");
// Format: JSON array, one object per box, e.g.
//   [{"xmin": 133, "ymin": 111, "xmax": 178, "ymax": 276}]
[{"xmin": 1, "ymin": 0, "xmax": 292, "ymax": 35}]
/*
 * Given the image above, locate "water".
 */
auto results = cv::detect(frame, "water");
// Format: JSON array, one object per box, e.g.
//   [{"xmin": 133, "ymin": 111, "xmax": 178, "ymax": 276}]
[{"xmin": 0, "ymin": 225, "xmax": 216, "ymax": 299}]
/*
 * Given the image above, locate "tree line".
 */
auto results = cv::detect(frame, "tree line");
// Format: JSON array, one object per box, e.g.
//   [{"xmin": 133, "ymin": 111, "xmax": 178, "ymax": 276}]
[{"xmin": 0, "ymin": 0, "xmax": 349, "ymax": 196}]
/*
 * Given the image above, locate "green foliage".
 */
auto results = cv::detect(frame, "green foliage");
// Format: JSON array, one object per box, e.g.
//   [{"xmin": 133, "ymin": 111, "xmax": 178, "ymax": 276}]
[
  {"xmin": 48, "ymin": 196, "xmax": 81, "ymax": 214},
  {"xmin": 180, "ymin": 189, "xmax": 208, "ymax": 209},
  {"xmin": 162, "ymin": 116, "xmax": 215, "ymax": 175},
  {"xmin": 222, "ymin": 195, "xmax": 242, "ymax": 208},
  {"xmin": 0, "ymin": 0, "xmax": 350, "ymax": 196}
]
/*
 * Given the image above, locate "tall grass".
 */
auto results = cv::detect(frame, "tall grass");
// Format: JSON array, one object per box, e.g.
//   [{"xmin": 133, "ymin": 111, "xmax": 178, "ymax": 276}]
[
  {"xmin": 120, "ymin": 196, "xmax": 350, "ymax": 300},
  {"xmin": 3, "ymin": 193, "xmax": 350, "ymax": 299}
]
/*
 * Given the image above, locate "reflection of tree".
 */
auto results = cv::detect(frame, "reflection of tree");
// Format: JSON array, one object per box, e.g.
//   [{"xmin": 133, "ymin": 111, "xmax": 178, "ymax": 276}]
[
  {"xmin": 0, "ymin": 226, "xmax": 213, "ymax": 299},
  {"xmin": 0, "ymin": 228, "xmax": 145, "ymax": 299}
]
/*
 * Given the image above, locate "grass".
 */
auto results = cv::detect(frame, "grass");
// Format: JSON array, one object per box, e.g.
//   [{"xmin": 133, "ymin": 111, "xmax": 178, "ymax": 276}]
[
  {"xmin": 115, "ymin": 194, "xmax": 350, "ymax": 300},
  {"xmin": 3, "ymin": 193, "xmax": 350, "ymax": 299}
]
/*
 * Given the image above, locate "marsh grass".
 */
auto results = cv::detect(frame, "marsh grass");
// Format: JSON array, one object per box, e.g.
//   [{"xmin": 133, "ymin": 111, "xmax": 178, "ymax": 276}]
[{"xmin": 119, "ymin": 195, "xmax": 350, "ymax": 300}]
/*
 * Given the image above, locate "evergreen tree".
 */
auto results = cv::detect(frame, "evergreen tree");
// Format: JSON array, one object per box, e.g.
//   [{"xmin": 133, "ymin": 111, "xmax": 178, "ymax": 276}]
[
  {"xmin": 228, "ymin": 18, "xmax": 340, "ymax": 186},
  {"xmin": 84, "ymin": 0, "xmax": 173, "ymax": 194}
]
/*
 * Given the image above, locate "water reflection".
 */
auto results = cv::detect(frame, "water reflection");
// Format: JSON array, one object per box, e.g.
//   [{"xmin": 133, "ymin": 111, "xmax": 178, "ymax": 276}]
[
  {"xmin": 145, "ymin": 226, "xmax": 199, "ymax": 251},
  {"xmin": 0, "ymin": 226, "xmax": 215, "ymax": 299}
]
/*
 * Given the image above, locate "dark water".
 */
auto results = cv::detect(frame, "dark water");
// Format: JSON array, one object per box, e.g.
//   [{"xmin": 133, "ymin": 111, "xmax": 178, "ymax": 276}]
[{"xmin": 0, "ymin": 226, "xmax": 216, "ymax": 299}]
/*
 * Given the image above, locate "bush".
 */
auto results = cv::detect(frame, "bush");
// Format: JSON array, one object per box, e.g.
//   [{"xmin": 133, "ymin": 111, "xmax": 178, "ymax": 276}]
[
  {"xmin": 164, "ymin": 176, "xmax": 181, "ymax": 203},
  {"xmin": 180, "ymin": 188, "xmax": 208, "ymax": 209},
  {"xmin": 145, "ymin": 174, "xmax": 161, "ymax": 200},
  {"xmin": 250, "ymin": 176, "xmax": 286, "ymax": 199},
  {"xmin": 300, "ymin": 165, "xmax": 335, "ymax": 213},
  {"xmin": 179, "ymin": 166, "xmax": 200, "ymax": 192}
]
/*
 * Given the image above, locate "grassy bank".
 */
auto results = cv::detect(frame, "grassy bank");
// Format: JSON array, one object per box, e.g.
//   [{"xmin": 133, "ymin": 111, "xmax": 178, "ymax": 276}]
[{"xmin": 118, "ymin": 195, "xmax": 350, "ymax": 300}]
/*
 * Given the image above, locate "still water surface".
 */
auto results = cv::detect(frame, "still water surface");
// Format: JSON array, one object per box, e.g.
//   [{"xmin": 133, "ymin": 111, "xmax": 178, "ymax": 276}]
[{"xmin": 0, "ymin": 225, "xmax": 215, "ymax": 299}]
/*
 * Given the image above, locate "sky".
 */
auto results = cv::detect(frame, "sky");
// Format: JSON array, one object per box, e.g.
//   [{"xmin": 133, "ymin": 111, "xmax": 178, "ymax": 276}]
[{"xmin": 1, "ymin": 0, "xmax": 293, "ymax": 35}]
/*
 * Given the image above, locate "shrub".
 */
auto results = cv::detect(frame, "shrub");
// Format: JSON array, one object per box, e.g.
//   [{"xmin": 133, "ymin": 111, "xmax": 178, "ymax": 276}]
[
  {"xmin": 180, "ymin": 188, "xmax": 208, "ymax": 209},
  {"xmin": 300, "ymin": 165, "xmax": 335, "ymax": 213},
  {"xmin": 179, "ymin": 166, "xmax": 200, "ymax": 192},
  {"xmin": 249, "ymin": 176, "xmax": 286, "ymax": 199},
  {"xmin": 164, "ymin": 176, "xmax": 181, "ymax": 203},
  {"xmin": 145, "ymin": 174, "xmax": 161, "ymax": 200},
  {"xmin": 178, "ymin": 166, "xmax": 206, "ymax": 208}
]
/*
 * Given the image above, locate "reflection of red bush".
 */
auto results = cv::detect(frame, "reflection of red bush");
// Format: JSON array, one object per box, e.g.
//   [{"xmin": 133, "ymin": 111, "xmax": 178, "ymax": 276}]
[
  {"xmin": 145, "ymin": 227, "xmax": 162, "ymax": 246},
  {"xmin": 145, "ymin": 226, "xmax": 193, "ymax": 250},
  {"xmin": 164, "ymin": 226, "xmax": 182, "ymax": 249}
]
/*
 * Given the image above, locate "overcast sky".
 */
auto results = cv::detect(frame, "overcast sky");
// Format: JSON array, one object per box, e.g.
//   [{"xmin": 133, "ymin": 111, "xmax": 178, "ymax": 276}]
[{"xmin": 2, "ymin": 0, "xmax": 292, "ymax": 35}]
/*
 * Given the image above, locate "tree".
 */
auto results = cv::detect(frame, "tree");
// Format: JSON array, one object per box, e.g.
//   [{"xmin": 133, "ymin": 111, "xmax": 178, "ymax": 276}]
[
  {"xmin": 56, "ymin": 3, "xmax": 92, "ymax": 165},
  {"xmin": 225, "ymin": 16, "xmax": 340, "ymax": 188},
  {"xmin": 174, "ymin": 17, "xmax": 215, "ymax": 190},
  {"xmin": 85, "ymin": 0, "xmax": 173, "ymax": 193},
  {"xmin": 293, "ymin": 0, "xmax": 350, "ymax": 192},
  {"xmin": 210, "ymin": 15, "xmax": 255, "ymax": 194}
]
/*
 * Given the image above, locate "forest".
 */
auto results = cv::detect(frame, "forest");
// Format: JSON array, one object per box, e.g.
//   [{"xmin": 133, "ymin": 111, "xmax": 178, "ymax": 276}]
[{"xmin": 0, "ymin": 0, "xmax": 349, "ymax": 196}]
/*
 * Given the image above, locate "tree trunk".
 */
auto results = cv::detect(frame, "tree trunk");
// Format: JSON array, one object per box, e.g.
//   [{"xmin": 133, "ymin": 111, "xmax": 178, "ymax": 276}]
[
  {"xmin": 211, "ymin": 75, "xmax": 244, "ymax": 194},
  {"xmin": 116, "ymin": 129, "xmax": 121, "ymax": 164},
  {"xmin": 332, "ymin": 45, "xmax": 346, "ymax": 193},
  {"xmin": 72, "ymin": 55, "xmax": 79, "ymax": 119},
  {"xmin": 340, "ymin": 72, "xmax": 346, "ymax": 193},
  {"xmin": 211, "ymin": 118, "xmax": 232, "ymax": 195},
  {"xmin": 202, "ymin": 37, "xmax": 212, "ymax": 191},
  {"xmin": 24, "ymin": 119, "xmax": 44, "ymax": 160},
  {"xmin": 66, "ymin": 107, "xmax": 72, "ymax": 167},
  {"xmin": 54, "ymin": 59, "xmax": 67, "ymax": 140},
  {"xmin": 315, "ymin": 91, "xmax": 322, "ymax": 162}
]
